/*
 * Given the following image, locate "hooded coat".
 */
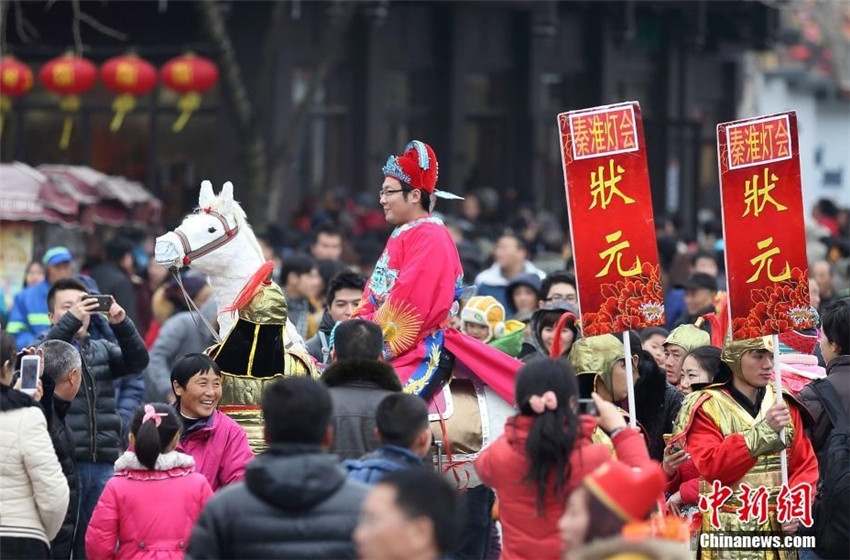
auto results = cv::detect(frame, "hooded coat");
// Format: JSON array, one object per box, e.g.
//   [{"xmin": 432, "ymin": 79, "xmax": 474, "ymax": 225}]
[
  {"xmin": 505, "ymin": 273, "xmax": 542, "ymax": 317},
  {"xmin": 186, "ymin": 444, "xmax": 369, "ymax": 560},
  {"xmin": 85, "ymin": 451, "xmax": 212, "ymax": 560},
  {"xmin": 518, "ymin": 301, "xmax": 580, "ymax": 361}
]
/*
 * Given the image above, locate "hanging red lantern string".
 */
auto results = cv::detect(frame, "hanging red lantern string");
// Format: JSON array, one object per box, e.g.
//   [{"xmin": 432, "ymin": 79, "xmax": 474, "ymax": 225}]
[
  {"xmin": 100, "ymin": 54, "xmax": 157, "ymax": 131},
  {"xmin": 160, "ymin": 53, "xmax": 218, "ymax": 132},
  {"xmin": 0, "ymin": 56, "xmax": 34, "ymax": 139},
  {"xmin": 39, "ymin": 53, "xmax": 97, "ymax": 149}
]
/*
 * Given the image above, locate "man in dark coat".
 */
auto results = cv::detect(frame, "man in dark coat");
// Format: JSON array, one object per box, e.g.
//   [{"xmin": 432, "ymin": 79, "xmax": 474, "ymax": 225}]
[
  {"xmin": 38, "ymin": 340, "xmax": 83, "ymax": 560},
  {"xmin": 187, "ymin": 377, "xmax": 368, "ymax": 560},
  {"xmin": 34, "ymin": 278, "xmax": 149, "ymax": 558},
  {"xmin": 320, "ymin": 319, "xmax": 402, "ymax": 460}
]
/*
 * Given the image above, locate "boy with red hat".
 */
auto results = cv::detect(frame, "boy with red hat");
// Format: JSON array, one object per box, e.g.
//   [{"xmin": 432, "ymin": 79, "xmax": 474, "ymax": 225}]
[{"xmin": 351, "ymin": 140, "xmax": 521, "ymax": 403}]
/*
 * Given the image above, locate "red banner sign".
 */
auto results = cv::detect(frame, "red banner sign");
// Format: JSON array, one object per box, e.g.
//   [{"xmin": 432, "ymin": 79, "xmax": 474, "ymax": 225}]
[
  {"xmin": 558, "ymin": 101, "xmax": 665, "ymax": 336},
  {"xmin": 717, "ymin": 112, "xmax": 813, "ymax": 340}
]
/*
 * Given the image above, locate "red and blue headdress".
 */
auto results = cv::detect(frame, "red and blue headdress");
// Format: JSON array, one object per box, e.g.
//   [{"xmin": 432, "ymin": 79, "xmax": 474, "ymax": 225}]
[{"xmin": 382, "ymin": 140, "xmax": 463, "ymax": 200}]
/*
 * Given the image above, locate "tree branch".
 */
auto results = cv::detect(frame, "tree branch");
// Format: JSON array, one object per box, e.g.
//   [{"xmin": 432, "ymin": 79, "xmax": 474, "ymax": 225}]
[
  {"xmin": 13, "ymin": 0, "xmax": 35, "ymax": 44},
  {"xmin": 70, "ymin": 0, "xmax": 83, "ymax": 54},
  {"xmin": 79, "ymin": 11, "xmax": 128, "ymax": 41},
  {"xmin": 197, "ymin": 0, "xmax": 268, "ymax": 226},
  {"xmin": 270, "ymin": 2, "xmax": 357, "ymax": 170}
]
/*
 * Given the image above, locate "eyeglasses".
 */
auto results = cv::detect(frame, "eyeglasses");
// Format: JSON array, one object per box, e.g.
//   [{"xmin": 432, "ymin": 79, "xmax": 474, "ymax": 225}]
[
  {"xmin": 546, "ymin": 293, "xmax": 577, "ymax": 303},
  {"xmin": 378, "ymin": 188, "xmax": 405, "ymax": 199}
]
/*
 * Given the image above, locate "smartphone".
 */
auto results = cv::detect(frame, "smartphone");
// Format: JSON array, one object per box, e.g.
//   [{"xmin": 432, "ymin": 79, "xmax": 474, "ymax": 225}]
[
  {"xmin": 83, "ymin": 294, "xmax": 112, "ymax": 312},
  {"xmin": 577, "ymin": 398, "xmax": 597, "ymax": 416},
  {"xmin": 19, "ymin": 355, "xmax": 40, "ymax": 396}
]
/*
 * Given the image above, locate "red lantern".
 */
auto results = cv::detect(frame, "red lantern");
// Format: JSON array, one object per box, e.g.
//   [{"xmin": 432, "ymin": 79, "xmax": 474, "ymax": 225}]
[
  {"xmin": 100, "ymin": 54, "xmax": 157, "ymax": 131},
  {"xmin": 39, "ymin": 54, "xmax": 97, "ymax": 149},
  {"xmin": 160, "ymin": 53, "xmax": 218, "ymax": 132},
  {"xmin": 0, "ymin": 56, "xmax": 34, "ymax": 139}
]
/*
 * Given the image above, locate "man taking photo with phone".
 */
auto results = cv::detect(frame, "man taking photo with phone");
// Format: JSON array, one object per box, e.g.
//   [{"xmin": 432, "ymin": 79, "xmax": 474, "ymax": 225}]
[{"xmin": 32, "ymin": 278, "xmax": 148, "ymax": 558}]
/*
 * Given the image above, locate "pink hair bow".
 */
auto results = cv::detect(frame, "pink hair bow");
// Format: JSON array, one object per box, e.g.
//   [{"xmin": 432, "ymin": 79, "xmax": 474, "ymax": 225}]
[
  {"xmin": 142, "ymin": 404, "xmax": 168, "ymax": 427},
  {"xmin": 528, "ymin": 391, "xmax": 558, "ymax": 414}
]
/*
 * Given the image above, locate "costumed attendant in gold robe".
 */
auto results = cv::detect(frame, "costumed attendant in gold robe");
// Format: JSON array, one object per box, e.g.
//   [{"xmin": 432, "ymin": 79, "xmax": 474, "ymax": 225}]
[{"xmin": 671, "ymin": 336, "xmax": 818, "ymax": 559}]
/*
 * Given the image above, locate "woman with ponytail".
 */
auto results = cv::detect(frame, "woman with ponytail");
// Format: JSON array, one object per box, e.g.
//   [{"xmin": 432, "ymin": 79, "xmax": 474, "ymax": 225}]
[
  {"xmin": 85, "ymin": 403, "xmax": 212, "ymax": 560},
  {"xmin": 474, "ymin": 358, "xmax": 653, "ymax": 559}
]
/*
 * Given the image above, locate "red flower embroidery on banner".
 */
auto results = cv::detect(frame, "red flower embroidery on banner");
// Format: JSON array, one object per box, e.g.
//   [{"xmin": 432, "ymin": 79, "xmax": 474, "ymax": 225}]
[
  {"xmin": 731, "ymin": 267, "xmax": 814, "ymax": 339},
  {"xmin": 582, "ymin": 262, "xmax": 665, "ymax": 336}
]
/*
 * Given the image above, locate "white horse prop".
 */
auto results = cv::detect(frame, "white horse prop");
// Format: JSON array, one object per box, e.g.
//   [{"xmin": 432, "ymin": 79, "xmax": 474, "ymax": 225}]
[
  {"xmin": 155, "ymin": 181, "xmax": 316, "ymax": 451},
  {"xmin": 155, "ymin": 180, "xmax": 306, "ymax": 350}
]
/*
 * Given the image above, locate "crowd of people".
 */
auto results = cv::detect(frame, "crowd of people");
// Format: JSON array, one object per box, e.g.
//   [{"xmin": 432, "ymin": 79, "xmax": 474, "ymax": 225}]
[{"xmin": 0, "ymin": 139, "xmax": 848, "ymax": 560}]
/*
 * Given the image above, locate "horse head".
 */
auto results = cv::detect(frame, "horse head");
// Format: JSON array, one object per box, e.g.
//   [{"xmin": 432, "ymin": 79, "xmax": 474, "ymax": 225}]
[{"xmin": 154, "ymin": 180, "xmax": 256, "ymax": 274}]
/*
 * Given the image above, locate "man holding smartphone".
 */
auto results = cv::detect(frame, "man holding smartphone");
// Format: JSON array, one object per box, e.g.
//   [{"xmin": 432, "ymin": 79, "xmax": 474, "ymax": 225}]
[{"xmin": 33, "ymin": 277, "xmax": 149, "ymax": 558}]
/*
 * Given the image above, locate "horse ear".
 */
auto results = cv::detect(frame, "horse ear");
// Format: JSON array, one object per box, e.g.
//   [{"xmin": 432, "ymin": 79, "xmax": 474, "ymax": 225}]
[
  {"xmin": 199, "ymin": 180, "xmax": 215, "ymax": 208},
  {"xmin": 219, "ymin": 181, "xmax": 235, "ymax": 213}
]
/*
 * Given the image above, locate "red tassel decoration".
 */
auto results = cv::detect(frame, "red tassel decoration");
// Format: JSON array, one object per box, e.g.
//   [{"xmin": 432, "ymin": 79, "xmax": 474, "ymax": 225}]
[
  {"xmin": 549, "ymin": 312, "xmax": 578, "ymax": 357},
  {"xmin": 222, "ymin": 261, "xmax": 275, "ymax": 315}
]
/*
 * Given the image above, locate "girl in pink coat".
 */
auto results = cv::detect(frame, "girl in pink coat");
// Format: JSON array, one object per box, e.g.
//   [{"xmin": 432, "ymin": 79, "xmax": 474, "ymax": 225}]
[{"xmin": 86, "ymin": 403, "xmax": 213, "ymax": 560}]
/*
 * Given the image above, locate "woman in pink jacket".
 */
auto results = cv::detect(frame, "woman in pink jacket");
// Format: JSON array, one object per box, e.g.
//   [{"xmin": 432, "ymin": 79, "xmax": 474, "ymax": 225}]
[
  {"xmin": 86, "ymin": 403, "xmax": 212, "ymax": 559},
  {"xmin": 170, "ymin": 353, "xmax": 254, "ymax": 491},
  {"xmin": 473, "ymin": 358, "xmax": 653, "ymax": 560}
]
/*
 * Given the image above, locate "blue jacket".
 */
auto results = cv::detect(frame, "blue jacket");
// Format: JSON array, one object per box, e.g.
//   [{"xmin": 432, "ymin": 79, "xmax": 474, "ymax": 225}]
[
  {"xmin": 343, "ymin": 445, "xmax": 426, "ymax": 483},
  {"xmin": 7, "ymin": 280, "xmax": 51, "ymax": 350}
]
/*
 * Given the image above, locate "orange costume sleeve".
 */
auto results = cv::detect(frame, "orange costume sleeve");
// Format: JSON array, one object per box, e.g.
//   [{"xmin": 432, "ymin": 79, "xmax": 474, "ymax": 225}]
[
  {"xmin": 686, "ymin": 400, "xmax": 819, "ymax": 488},
  {"xmin": 686, "ymin": 408, "xmax": 758, "ymax": 487}
]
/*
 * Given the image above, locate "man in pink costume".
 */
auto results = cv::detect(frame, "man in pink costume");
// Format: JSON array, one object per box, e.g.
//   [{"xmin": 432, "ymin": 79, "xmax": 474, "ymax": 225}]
[{"xmin": 351, "ymin": 140, "xmax": 521, "ymax": 404}]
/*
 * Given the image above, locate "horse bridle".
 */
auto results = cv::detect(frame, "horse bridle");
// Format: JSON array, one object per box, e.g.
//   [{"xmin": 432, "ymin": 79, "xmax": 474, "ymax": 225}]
[{"xmin": 174, "ymin": 208, "xmax": 240, "ymax": 267}]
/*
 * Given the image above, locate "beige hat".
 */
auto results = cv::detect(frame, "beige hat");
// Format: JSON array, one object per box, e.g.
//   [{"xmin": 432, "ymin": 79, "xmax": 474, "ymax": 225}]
[{"xmin": 663, "ymin": 324, "xmax": 710, "ymax": 353}]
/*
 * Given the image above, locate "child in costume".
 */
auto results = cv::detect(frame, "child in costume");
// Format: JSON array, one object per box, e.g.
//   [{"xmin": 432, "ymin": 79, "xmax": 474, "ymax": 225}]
[
  {"xmin": 86, "ymin": 403, "xmax": 212, "ymax": 560},
  {"xmin": 460, "ymin": 295, "xmax": 525, "ymax": 358}
]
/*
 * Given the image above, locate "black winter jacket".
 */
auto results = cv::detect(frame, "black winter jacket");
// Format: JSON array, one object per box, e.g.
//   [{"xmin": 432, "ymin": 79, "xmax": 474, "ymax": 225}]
[
  {"xmin": 321, "ymin": 359, "xmax": 402, "ymax": 460},
  {"xmin": 187, "ymin": 444, "xmax": 369, "ymax": 560},
  {"xmin": 44, "ymin": 393, "xmax": 78, "ymax": 560},
  {"xmin": 797, "ymin": 354, "xmax": 850, "ymax": 455},
  {"xmin": 640, "ymin": 382, "xmax": 684, "ymax": 461},
  {"xmin": 34, "ymin": 313, "xmax": 149, "ymax": 464}
]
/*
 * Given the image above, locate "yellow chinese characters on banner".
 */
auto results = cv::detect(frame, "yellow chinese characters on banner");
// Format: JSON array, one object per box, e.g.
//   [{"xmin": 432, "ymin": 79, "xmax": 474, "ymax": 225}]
[
  {"xmin": 569, "ymin": 106, "xmax": 639, "ymax": 160},
  {"xmin": 558, "ymin": 101, "xmax": 665, "ymax": 336},
  {"xmin": 726, "ymin": 114, "xmax": 792, "ymax": 170},
  {"xmin": 717, "ymin": 111, "xmax": 811, "ymax": 340}
]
